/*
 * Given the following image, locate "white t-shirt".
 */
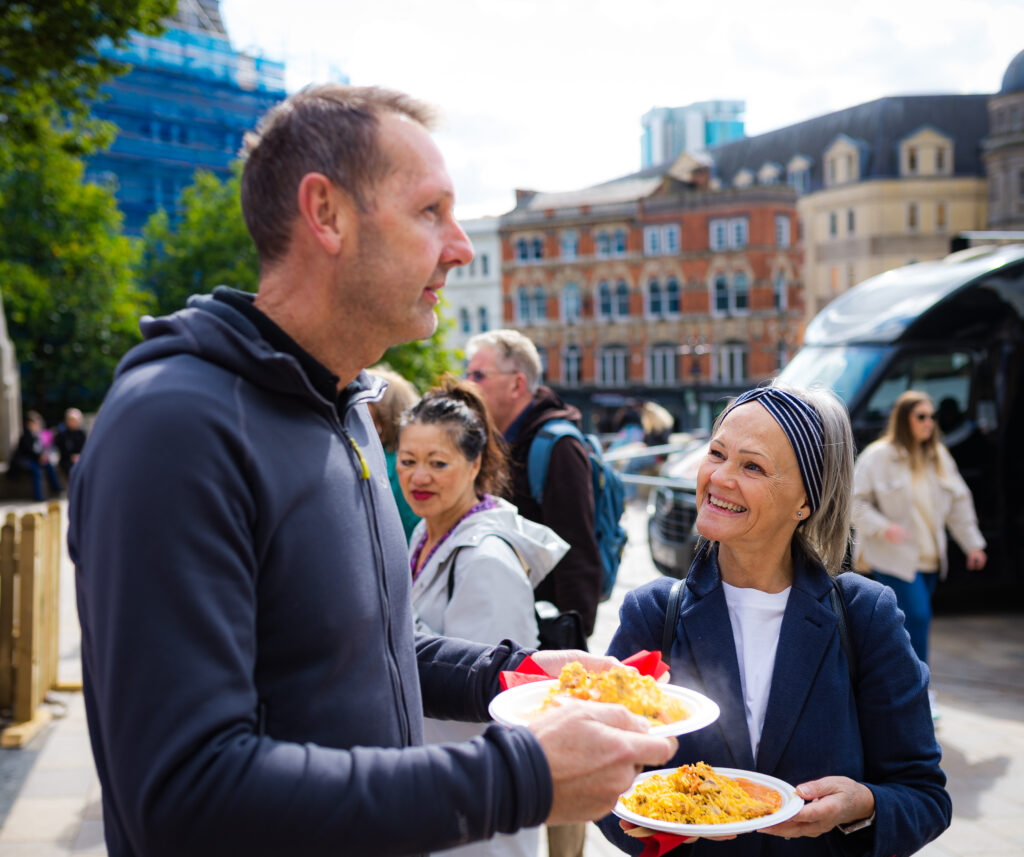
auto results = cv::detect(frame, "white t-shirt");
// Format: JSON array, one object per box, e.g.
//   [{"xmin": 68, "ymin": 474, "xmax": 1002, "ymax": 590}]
[{"xmin": 722, "ymin": 581, "xmax": 791, "ymax": 759}]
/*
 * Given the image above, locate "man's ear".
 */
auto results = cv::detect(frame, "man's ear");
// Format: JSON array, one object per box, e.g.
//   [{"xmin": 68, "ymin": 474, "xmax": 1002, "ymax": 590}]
[{"xmin": 296, "ymin": 172, "xmax": 356, "ymax": 255}]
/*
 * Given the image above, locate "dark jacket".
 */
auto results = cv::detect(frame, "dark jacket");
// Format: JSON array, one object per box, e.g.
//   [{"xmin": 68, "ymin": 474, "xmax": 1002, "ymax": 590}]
[
  {"xmin": 68, "ymin": 290, "xmax": 551, "ymax": 857},
  {"xmin": 506, "ymin": 386, "xmax": 602, "ymax": 635},
  {"xmin": 55, "ymin": 425, "xmax": 87, "ymax": 474},
  {"xmin": 599, "ymin": 547, "xmax": 951, "ymax": 857}
]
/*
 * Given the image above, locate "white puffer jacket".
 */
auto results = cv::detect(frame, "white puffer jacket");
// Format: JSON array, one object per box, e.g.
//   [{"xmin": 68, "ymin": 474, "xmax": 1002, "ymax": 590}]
[{"xmin": 852, "ymin": 440, "xmax": 985, "ymax": 582}]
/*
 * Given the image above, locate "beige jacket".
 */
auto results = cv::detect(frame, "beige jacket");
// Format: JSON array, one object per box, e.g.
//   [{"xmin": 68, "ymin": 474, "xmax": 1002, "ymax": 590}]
[{"xmin": 852, "ymin": 440, "xmax": 986, "ymax": 582}]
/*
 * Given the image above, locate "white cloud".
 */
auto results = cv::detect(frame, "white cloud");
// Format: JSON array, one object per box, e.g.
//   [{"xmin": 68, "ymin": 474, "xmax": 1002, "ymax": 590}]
[{"xmin": 220, "ymin": 0, "xmax": 1023, "ymax": 218}]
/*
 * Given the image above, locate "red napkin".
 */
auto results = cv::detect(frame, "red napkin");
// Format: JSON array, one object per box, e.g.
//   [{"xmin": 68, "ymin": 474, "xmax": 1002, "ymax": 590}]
[
  {"xmin": 498, "ymin": 650, "xmax": 670, "ymax": 691},
  {"xmin": 634, "ymin": 831, "xmax": 696, "ymax": 856}
]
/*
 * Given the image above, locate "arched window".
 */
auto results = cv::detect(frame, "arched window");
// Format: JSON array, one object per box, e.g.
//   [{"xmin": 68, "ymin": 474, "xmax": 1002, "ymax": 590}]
[
  {"xmin": 596, "ymin": 232, "xmax": 611, "ymax": 258},
  {"xmin": 713, "ymin": 275, "xmax": 729, "ymax": 314},
  {"xmin": 647, "ymin": 279, "xmax": 662, "ymax": 317},
  {"xmin": 531, "ymin": 237, "xmax": 544, "ymax": 260},
  {"xmin": 517, "ymin": 286, "xmax": 531, "ymax": 323},
  {"xmin": 563, "ymin": 344, "xmax": 582, "ymax": 387},
  {"xmin": 614, "ymin": 229, "xmax": 627, "ymax": 255},
  {"xmin": 733, "ymin": 272, "xmax": 749, "ymax": 313},
  {"xmin": 533, "ymin": 285, "xmax": 546, "ymax": 321},
  {"xmin": 598, "ymin": 280, "xmax": 613, "ymax": 318},
  {"xmin": 665, "ymin": 278, "xmax": 681, "ymax": 315},
  {"xmin": 515, "ymin": 238, "xmax": 529, "ymax": 262},
  {"xmin": 562, "ymin": 282, "xmax": 581, "ymax": 322},
  {"xmin": 615, "ymin": 280, "xmax": 630, "ymax": 317}
]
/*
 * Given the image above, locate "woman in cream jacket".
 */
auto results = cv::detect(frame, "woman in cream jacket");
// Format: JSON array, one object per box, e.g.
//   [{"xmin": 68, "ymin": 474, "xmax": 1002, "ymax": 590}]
[{"xmin": 852, "ymin": 390, "xmax": 986, "ymax": 665}]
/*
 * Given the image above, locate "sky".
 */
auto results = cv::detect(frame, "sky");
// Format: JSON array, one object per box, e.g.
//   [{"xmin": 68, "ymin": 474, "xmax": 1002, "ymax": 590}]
[{"xmin": 219, "ymin": 0, "xmax": 1024, "ymax": 220}]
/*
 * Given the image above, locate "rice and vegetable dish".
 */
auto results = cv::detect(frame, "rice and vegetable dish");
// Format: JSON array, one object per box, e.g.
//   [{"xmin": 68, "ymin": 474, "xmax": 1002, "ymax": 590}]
[
  {"xmin": 541, "ymin": 662, "xmax": 689, "ymax": 725},
  {"xmin": 621, "ymin": 762, "xmax": 782, "ymax": 825}
]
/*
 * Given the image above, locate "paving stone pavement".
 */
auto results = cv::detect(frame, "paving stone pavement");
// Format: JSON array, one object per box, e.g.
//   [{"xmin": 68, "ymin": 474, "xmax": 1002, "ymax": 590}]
[{"xmin": 0, "ymin": 502, "xmax": 1020, "ymax": 856}]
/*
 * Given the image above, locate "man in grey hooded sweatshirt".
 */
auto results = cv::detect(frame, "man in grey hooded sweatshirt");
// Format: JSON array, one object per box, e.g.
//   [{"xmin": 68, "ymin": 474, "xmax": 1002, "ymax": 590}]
[{"xmin": 68, "ymin": 83, "xmax": 676, "ymax": 857}]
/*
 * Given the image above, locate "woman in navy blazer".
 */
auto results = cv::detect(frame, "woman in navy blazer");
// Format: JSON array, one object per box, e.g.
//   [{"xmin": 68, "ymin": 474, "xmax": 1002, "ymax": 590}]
[{"xmin": 599, "ymin": 383, "xmax": 951, "ymax": 856}]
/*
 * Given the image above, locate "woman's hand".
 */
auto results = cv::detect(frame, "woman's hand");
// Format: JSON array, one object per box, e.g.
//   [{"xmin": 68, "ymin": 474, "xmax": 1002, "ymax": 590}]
[
  {"xmin": 760, "ymin": 776, "xmax": 874, "ymax": 839},
  {"xmin": 966, "ymin": 549, "xmax": 987, "ymax": 570},
  {"xmin": 883, "ymin": 523, "xmax": 910, "ymax": 544}
]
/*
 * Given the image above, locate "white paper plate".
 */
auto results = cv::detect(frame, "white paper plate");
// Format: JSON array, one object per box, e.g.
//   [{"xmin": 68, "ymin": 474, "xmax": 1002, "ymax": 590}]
[
  {"xmin": 613, "ymin": 766, "xmax": 804, "ymax": 836},
  {"xmin": 488, "ymin": 679, "xmax": 720, "ymax": 737}
]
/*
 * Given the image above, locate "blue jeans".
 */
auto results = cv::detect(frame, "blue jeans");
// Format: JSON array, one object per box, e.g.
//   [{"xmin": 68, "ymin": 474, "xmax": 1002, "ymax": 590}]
[
  {"xmin": 28, "ymin": 459, "xmax": 61, "ymax": 502},
  {"xmin": 873, "ymin": 569, "xmax": 938, "ymax": 664}
]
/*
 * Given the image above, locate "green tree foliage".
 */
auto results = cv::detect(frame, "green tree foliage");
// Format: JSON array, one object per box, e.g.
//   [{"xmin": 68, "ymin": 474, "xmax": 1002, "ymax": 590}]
[
  {"xmin": 138, "ymin": 167, "xmax": 459, "ymax": 391},
  {"xmin": 0, "ymin": 0, "xmax": 176, "ymax": 151},
  {"xmin": 0, "ymin": 130, "xmax": 153, "ymax": 419}
]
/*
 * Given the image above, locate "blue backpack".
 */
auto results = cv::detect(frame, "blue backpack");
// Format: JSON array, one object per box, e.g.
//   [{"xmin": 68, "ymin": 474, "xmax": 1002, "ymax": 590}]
[{"xmin": 526, "ymin": 419, "xmax": 627, "ymax": 601}]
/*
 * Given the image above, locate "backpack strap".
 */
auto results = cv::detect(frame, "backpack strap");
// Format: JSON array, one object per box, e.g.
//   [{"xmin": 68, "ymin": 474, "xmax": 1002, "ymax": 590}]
[
  {"xmin": 830, "ymin": 576, "xmax": 857, "ymax": 687},
  {"xmin": 527, "ymin": 419, "xmax": 585, "ymax": 505},
  {"xmin": 661, "ymin": 577, "xmax": 687, "ymax": 662}
]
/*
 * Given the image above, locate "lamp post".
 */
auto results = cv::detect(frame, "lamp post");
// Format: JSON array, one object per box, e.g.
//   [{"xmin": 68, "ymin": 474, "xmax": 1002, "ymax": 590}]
[{"xmin": 678, "ymin": 337, "xmax": 708, "ymax": 432}]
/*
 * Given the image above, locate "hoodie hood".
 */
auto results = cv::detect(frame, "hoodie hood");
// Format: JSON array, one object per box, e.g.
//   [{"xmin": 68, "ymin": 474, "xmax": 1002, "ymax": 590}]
[{"xmin": 414, "ymin": 497, "xmax": 568, "ymax": 590}]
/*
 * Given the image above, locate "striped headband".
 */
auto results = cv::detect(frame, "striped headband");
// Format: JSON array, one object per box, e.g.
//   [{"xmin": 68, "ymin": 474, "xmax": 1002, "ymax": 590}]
[{"xmin": 724, "ymin": 387, "xmax": 825, "ymax": 514}]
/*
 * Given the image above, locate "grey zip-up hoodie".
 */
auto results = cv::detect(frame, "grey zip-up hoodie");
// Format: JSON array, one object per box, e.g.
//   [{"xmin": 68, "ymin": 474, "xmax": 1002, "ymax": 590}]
[{"xmin": 69, "ymin": 291, "xmax": 551, "ymax": 857}]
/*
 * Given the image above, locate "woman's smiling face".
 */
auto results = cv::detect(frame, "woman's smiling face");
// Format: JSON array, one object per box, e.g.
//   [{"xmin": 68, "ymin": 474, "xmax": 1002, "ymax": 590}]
[{"xmin": 695, "ymin": 403, "xmax": 809, "ymax": 551}]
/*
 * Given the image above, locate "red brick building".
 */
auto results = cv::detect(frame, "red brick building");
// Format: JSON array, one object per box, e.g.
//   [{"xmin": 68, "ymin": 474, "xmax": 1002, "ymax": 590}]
[{"xmin": 498, "ymin": 159, "xmax": 805, "ymax": 431}]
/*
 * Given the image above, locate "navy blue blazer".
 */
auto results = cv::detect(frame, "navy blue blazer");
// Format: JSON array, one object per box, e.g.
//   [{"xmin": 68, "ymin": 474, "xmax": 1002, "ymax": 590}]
[{"xmin": 598, "ymin": 547, "xmax": 951, "ymax": 857}]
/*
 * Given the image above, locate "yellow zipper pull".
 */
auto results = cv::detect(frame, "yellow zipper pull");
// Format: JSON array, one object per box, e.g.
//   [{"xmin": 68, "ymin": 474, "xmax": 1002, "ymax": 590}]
[{"xmin": 348, "ymin": 436, "xmax": 371, "ymax": 480}]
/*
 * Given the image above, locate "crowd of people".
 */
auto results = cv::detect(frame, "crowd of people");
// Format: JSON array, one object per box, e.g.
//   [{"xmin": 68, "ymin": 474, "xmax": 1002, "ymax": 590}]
[{"xmin": 61, "ymin": 82, "xmax": 968, "ymax": 857}]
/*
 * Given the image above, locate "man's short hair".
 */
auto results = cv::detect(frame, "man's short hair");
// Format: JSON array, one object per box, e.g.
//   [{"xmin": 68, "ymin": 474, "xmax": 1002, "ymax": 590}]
[
  {"xmin": 240, "ymin": 83, "xmax": 436, "ymax": 265},
  {"xmin": 465, "ymin": 330, "xmax": 543, "ymax": 393}
]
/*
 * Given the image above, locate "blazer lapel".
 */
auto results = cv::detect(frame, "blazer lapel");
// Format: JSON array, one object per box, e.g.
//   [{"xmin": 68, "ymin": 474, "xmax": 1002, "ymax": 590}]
[
  {"xmin": 678, "ymin": 557, "xmax": 756, "ymax": 770},
  {"xmin": 755, "ymin": 561, "xmax": 834, "ymax": 772}
]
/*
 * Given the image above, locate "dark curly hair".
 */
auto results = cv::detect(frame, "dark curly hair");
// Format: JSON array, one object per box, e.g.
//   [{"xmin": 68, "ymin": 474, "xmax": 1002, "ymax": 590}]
[{"xmin": 400, "ymin": 376, "xmax": 510, "ymax": 497}]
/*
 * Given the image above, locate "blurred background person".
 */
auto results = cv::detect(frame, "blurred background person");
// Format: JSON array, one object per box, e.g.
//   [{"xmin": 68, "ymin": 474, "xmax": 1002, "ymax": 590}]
[
  {"xmin": 10, "ymin": 410, "xmax": 61, "ymax": 501},
  {"xmin": 852, "ymin": 390, "xmax": 986, "ymax": 673},
  {"xmin": 55, "ymin": 407, "xmax": 88, "ymax": 482},
  {"xmin": 367, "ymin": 366, "xmax": 422, "ymax": 542},
  {"xmin": 397, "ymin": 378, "xmax": 568, "ymax": 857}
]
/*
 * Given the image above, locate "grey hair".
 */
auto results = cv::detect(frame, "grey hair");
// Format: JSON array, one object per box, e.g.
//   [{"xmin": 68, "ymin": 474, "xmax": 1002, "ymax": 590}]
[
  {"xmin": 464, "ymin": 330, "xmax": 543, "ymax": 393},
  {"xmin": 701, "ymin": 381, "xmax": 854, "ymax": 576}
]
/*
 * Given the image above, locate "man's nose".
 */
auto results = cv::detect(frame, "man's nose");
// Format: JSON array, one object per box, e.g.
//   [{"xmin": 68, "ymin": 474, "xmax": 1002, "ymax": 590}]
[{"xmin": 442, "ymin": 218, "xmax": 474, "ymax": 268}]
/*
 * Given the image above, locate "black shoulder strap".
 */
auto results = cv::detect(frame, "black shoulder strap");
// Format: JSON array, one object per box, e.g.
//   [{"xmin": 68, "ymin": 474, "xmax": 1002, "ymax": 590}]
[
  {"xmin": 661, "ymin": 578, "xmax": 687, "ymax": 661},
  {"xmin": 830, "ymin": 576, "xmax": 857, "ymax": 687},
  {"xmin": 446, "ymin": 536, "xmax": 528, "ymax": 601}
]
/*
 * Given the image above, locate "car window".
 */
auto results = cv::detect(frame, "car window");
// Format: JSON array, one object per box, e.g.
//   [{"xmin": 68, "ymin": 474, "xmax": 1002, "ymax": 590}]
[{"xmin": 863, "ymin": 351, "xmax": 972, "ymax": 430}]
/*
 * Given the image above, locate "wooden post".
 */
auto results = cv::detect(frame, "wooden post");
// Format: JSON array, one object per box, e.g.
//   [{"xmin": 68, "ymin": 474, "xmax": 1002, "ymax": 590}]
[
  {"xmin": 42, "ymin": 503, "xmax": 61, "ymax": 689},
  {"xmin": 0, "ymin": 513, "xmax": 15, "ymax": 710},
  {"xmin": 13, "ymin": 513, "xmax": 41, "ymax": 724}
]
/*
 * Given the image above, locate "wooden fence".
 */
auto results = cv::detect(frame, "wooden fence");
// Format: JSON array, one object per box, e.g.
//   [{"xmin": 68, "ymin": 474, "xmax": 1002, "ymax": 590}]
[{"xmin": 0, "ymin": 502, "xmax": 65, "ymax": 747}]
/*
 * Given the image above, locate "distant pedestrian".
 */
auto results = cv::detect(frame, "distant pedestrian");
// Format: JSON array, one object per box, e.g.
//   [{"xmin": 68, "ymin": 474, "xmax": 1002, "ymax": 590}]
[
  {"xmin": 852, "ymin": 390, "xmax": 986, "ymax": 667},
  {"xmin": 10, "ymin": 410, "xmax": 60, "ymax": 501},
  {"xmin": 367, "ymin": 366, "xmax": 422, "ymax": 541},
  {"xmin": 55, "ymin": 407, "xmax": 87, "ymax": 481}
]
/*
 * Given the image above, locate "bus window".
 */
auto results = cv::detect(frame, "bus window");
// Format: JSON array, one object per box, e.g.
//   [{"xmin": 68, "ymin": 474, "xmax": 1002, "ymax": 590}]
[{"xmin": 863, "ymin": 351, "xmax": 972, "ymax": 428}]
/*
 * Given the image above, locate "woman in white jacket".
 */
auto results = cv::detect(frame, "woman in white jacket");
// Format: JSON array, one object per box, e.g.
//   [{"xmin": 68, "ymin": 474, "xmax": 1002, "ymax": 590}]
[
  {"xmin": 852, "ymin": 390, "xmax": 986, "ymax": 666},
  {"xmin": 397, "ymin": 379, "xmax": 569, "ymax": 857}
]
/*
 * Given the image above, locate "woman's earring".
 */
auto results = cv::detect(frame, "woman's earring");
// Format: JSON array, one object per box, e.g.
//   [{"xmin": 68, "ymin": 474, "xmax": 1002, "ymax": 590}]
[{"xmin": 796, "ymin": 511, "xmax": 803, "ymax": 518}]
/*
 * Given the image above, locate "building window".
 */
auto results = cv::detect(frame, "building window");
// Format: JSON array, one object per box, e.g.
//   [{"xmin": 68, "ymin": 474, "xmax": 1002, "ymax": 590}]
[
  {"xmin": 596, "ymin": 231, "xmax": 611, "ymax": 258},
  {"xmin": 459, "ymin": 307, "xmax": 471, "ymax": 333},
  {"xmin": 597, "ymin": 345, "xmax": 629, "ymax": 387},
  {"xmin": 664, "ymin": 224, "xmax": 680, "ymax": 253},
  {"xmin": 847, "ymin": 209, "xmax": 855, "ymax": 234},
  {"xmin": 710, "ymin": 219, "xmax": 727, "ymax": 251},
  {"xmin": 775, "ymin": 215, "xmax": 791, "ymax": 248},
  {"xmin": 709, "ymin": 217, "xmax": 747, "ymax": 250},
  {"xmin": 936, "ymin": 202, "xmax": 947, "ymax": 232},
  {"xmin": 531, "ymin": 237, "xmax": 544, "ymax": 261},
  {"xmin": 647, "ymin": 279, "xmax": 662, "ymax": 317},
  {"xmin": 615, "ymin": 280, "xmax": 630, "ymax": 317},
  {"xmin": 614, "ymin": 229, "xmax": 627, "ymax": 256},
  {"xmin": 907, "ymin": 147, "xmax": 918, "ymax": 174},
  {"xmin": 665, "ymin": 278, "xmax": 681, "ymax": 315},
  {"xmin": 481, "ymin": 254, "xmax": 489, "ymax": 276},
  {"xmin": 788, "ymin": 167, "xmax": 809, "ymax": 194},
  {"xmin": 730, "ymin": 219, "xmax": 748, "ymax": 248},
  {"xmin": 936, "ymin": 147, "xmax": 946, "ymax": 173},
  {"xmin": 562, "ymin": 282, "xmax": 581, "ymax": 322},
  {"xmin": 516, "ymin": 286, "xmax": 530, "ymax": 323},
  {"xmin": 533, "ymin": 286, "xmax": 546, "ymax": 321},
  {"xmin": 907, "ymin": 202, "xmax": 919, "ymax": 232},
  {"xmin": 773, "ymin": 272, "xmax": 787, "ymax": 311},
  {"xmin": 478, "ymin": 306, "xmax": 489, "ymax": 332},
  {"xmin": 647, "ymin": 344, "xmax": 678, "ymax": 386},
  {"xmin": 733, "ymin": 272, "xmax": 749, "ymax": 313},
  {"xmin": 828, "ymin": 159, "xmax": 836, "ymax": 184},
  {"xmin": 714, "ymin": 343, "xmax": 748, "ymax": 383},
  {"xmin": 598, "ymin": 280, "xmax": 613, "ymax": 318},
  {"xmin": 713, "ymin": 275, "xmax": 730, "ymax": 314},
  {"xmin": 644, "ymin": 226, "xmax": 660, "ymax": 256},
  {"xmin": 829, "ymin": 212, "xmax": 838, "ymax": 237},
  {"xmin": 563, "ymin": 344, "xmax": 581, "ymax": 387},
  {"xmin": 561, "ymin": 229, "xmax": 579, "ymax": 260},
  {"xmin": 515, "ymin": 238, "xmax": 529, "ymax": 262}
]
